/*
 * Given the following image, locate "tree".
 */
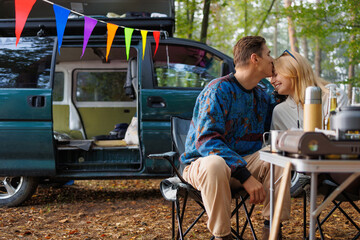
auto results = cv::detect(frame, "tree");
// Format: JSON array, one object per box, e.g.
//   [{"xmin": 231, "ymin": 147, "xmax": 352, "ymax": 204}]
[
  {"xmin": 284, "ymin": 0, "xmax": 299, "ymax": 52},
  {"xmin": 314, "ymin": 0, "xmax": 321, "ymax": 77},
  {"xmin": 200, "ymin": 0, "xmax": 211, "ymax": 43}
]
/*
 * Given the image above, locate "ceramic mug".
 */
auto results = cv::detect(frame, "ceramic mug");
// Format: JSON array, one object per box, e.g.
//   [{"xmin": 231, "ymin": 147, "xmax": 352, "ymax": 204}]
[{"xmin": 263, "ymin": 130, "xmax": 283, "ymax": 153}]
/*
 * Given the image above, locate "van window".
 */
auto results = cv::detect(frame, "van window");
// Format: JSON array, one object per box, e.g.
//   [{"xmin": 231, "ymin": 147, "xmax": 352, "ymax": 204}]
[
  {"xmin": 53, "ymin": 72, "xmax": 64, "ymax": 101},
  {"xmin": 0, "ymin": 37, "xmax": 54, "ymax": 88},
  {"xmin": 152, "ymin": 44, "xmax": 224, "ymax": 88},
  {"xmin": 74, "ymin": 70, "xmax": 132, "ymax": 102}
]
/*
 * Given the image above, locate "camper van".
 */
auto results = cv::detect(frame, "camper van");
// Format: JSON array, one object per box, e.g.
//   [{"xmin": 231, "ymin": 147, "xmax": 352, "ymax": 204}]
[{"xmin": 0, "ymin": 0, "xmax": 274, "ymax": 207}]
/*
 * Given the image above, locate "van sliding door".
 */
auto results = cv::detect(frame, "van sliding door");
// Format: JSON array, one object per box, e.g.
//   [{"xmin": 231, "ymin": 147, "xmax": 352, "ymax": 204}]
[{"xmin": 0, "ymin": 37, "xmax": 56, "ymax": 176}]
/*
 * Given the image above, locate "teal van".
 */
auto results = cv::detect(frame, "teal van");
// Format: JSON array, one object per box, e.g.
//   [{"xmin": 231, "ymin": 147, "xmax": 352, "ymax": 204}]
[{"xmin": 0, "ymin": 0, "xmax": 273, "ymax": 207}]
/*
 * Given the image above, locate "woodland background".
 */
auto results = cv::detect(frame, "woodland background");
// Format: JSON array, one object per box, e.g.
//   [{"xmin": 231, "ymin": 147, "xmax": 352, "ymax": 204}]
[{"xmin": 174, "ymin": 0, "xmax": 359, "ymax": 99}]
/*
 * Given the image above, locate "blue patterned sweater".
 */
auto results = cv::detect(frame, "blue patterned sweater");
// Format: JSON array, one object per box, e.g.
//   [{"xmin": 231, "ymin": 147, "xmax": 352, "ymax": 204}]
[{"xmin": 180, "ymin": 73, "xmax": 274, "ymax": 183}]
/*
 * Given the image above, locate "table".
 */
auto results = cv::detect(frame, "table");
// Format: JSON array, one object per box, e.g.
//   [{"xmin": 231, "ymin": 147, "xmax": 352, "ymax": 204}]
[{"xmin": 259, "ymin": 151, "xmax": 360, "ymax": 240}]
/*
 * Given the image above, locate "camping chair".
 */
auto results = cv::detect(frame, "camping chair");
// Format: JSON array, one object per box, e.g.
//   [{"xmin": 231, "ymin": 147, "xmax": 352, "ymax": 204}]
[
  {"xmin": 148, "ymin": 116, "xmax": 257, "ymax": 240},
  {"xmin": 303, "ymin": 173, "xmax": 360, "ymax": 240}
]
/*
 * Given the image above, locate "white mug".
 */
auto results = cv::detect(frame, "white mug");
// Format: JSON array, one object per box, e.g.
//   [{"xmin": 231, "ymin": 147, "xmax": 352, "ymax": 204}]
[{"xmin": 263, "ymin": 130, "xmax": 283, "ymax": 153}]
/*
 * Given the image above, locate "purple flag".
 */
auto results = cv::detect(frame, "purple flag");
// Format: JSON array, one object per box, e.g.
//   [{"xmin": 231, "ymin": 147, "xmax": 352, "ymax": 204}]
[
  {"xmin": 53, "ymin": 4, "xmax": 70, "ymax": 54},
  {"xmin": 81, "ymin": 16, "xmax": 97, "ymax": 58}
]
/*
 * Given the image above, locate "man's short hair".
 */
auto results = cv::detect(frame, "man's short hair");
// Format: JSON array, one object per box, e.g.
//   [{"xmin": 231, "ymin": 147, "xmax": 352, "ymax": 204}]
[{"xmin": 233, "ymin": 36, "xmax": 266, "ymax": 67}]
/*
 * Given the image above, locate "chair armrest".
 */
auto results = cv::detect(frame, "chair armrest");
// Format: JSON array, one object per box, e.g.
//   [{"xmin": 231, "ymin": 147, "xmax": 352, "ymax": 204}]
[
  {"xmin": 148, "ymin": 151, "xmax": 187, "ymax": 183},
  {"xmin": 148, "ymin": 151, "xmax": 177, "ymax": 160}
]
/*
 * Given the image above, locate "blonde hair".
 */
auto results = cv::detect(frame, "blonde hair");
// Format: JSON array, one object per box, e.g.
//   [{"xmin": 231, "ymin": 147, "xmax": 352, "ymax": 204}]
[{"xmin": 274, "ymin": 51, "xmax": 329, "ymax": 105}]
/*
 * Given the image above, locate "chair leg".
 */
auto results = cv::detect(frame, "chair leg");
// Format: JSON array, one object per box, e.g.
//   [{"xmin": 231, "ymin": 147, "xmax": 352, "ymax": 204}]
[
  {"xmin": 242, "ymin": 202, "xmax": 257, "ymax": 240},
  {"xmin": 314, "ymin": 191, "xmax": 360, "ymax": 240},
  {"xmin": 175, "ymin": 198, "xmax": 185, "ymax": 240},
  {"xmin": 172, "ymin": 201, "xmax": 175, "ymax": 240},
  {"xmin": 238, "ymin": 203, "xmax": 256, "ymax": 239},
  {"xmin": 183, "ymin": 208, "xmax": 206, "ymax": 237},
  {"xmin": 303, "ymin": 189, "xmax": 307, "ymax": 240},
  {"xmin": 236, "ymin": 198, "xmax": 239, "ymax": 234},
  {"xmin": 316, "ymin": 216, "xmax": 325, "ymax": 240}
]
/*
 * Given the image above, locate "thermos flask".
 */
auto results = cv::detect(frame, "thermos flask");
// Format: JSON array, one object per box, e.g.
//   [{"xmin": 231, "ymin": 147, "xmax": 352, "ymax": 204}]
[{"xmin": 304, "ymin": 86, "xmax": 322, "ymax": 131}]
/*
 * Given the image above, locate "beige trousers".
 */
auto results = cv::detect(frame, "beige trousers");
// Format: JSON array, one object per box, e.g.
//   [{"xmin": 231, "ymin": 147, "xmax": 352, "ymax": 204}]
[{"xmin": 182, "ymin": 150, "xmax": 291, "ymax": 237}]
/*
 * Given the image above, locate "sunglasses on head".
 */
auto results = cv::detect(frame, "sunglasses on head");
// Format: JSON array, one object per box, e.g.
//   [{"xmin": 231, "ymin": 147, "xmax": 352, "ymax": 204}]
[{"xmin": 281, "ymin": 49, "xmax": 297, "ymax": 61}]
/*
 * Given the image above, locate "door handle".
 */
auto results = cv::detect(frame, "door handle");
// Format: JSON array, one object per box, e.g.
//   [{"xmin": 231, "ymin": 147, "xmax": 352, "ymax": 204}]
[
  {"xmin": 147, "ymin": 96, "xmax": 166, "ymax": 108},
  {"xmin": 27, "ymin": 95, "xmax": 45, "ymax": 108}
]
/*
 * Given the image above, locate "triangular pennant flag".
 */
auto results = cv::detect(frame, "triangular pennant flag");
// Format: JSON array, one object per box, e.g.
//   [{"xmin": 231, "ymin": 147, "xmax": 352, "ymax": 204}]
[
  {"xmin": 53, "ymin": 4, "xmax": 70, "ymax": 54},
  {"xmin": 124, "ymin": 28, "xmax": 134, "ymax": 61},
  {"xmin": 106, "ymin": 23, "xmax": 118, "ymax": 62},
  {"xmin": 140, "ymin": 30, "xmax": 148, "ymax": 60},
  {"xmin": 153, "ymin": 31, "xmax": 160, "ymax": 57},
  {"xmin": 81, "ymin": 16, "xmax": 97, "ymax": 58},
  {"xmin": 15, "ymin": 0, "xmax": 37, "ymax": 46}
]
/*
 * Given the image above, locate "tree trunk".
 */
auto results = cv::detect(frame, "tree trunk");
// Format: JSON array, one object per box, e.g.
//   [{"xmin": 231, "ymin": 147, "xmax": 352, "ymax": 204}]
[
  {"xmin": 347, "ymin": 13, "xmax": 356, "ymax": 101},
  {"xmin": 186, "ymin": 0, "xmax": 196, "ymax": 39},
  {"xmin": 273, "ymin": 1, "xmax": 279, "ymax": 57},
  {"xmin": 301, "ymin": 37, "xmax": 308, "ymax": 60},
  {"xmin": 348, "ymin": 34, "xmax": 355, "ymax": 101},
  {"xmin": 244, "ymin": 0, "xmax": 248, "ymax": 36},
  {"xmin": 256, "ymin": 0, "xmax": 277, "ymax": 35},
  {"xmin": 284, "ymin": 0, "xmax": 299, "ymax": 52},
  {"xmin": 314, "ymin": 39, "xmax": 321, "ymax": 77},
  {"xmin": 274, "ymin": 20, "xmax": 278, "ymax": 58},
  {"xmin": 348, "ymin": 64, "xmax": 354, "ymax": 102},
  {"xmin": 314, "ymin": 0, "xmax": 321, "ymax": 77},
  {"xmin": 200, "ymin": 0, "xmax": 211, "ymax": 43}
]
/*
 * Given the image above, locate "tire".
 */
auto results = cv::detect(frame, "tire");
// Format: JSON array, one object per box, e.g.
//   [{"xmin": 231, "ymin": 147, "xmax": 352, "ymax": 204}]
[
  {"xmin": 0, "ymin": 176, "xmax": 39, "ymax": 207},
  {"xmin": 290, "ymin": 171, "xmax": 310, "ymax": 197}
]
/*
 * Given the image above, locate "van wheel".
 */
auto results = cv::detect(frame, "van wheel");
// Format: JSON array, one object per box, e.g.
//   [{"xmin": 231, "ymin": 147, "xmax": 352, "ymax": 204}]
[
  {"xmin": 0, "ymin": 176, "xmax": 38, "ymax": 207},
  {"xmin": 290, "ymin": 172, "xmax": 310, "ymax": 197}
]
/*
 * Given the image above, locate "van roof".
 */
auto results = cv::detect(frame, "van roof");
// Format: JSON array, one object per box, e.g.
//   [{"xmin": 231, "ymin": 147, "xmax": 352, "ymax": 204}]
[{"xmin": 0, "ymin": 0, "xmax": 175, "ymax": 36}]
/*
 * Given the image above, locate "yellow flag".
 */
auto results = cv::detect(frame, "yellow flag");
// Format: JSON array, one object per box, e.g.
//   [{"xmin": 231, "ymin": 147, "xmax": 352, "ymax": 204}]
[{"xmin": 141, "ymin": 30, "xmax": 148, "ymax": 60}]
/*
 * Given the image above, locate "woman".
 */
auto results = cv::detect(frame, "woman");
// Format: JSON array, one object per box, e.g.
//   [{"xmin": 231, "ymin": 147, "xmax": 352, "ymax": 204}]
[
  {"xmin": 270, "ymin": 50, "xmax": 348, "ymax": 130},
  {"xmin": 270, "ymin": 50, "xmax": 350, "ymax": 198}
]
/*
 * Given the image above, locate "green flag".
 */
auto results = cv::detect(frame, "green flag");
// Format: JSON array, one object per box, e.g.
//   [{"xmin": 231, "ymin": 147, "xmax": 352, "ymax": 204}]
[{"xmin": 125, "ymin": 27, "xmax": 134, "ymax": 60}]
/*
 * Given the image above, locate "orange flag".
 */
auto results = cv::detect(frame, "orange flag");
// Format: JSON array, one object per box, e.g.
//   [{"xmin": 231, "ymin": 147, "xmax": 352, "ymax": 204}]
[
  {"xmin": 141, "ymin": 30, "xmax": 148, "ymax": 60},
  {"xmin": 153, "ymin": 31, "xmax": 160, "ymax": 57},
  {"xmin": 15, "ymin": 0, "xmax": 37, "ymax": 46},
  {"xmin": 106, "ymin": 23, "xmax": 118, "ymax": 62}
]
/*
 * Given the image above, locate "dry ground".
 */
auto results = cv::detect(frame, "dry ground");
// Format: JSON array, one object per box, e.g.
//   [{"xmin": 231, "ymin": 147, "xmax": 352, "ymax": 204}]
[{"xmin": 0, "ymin": 179, "xmax": 359, "ymax": 239}]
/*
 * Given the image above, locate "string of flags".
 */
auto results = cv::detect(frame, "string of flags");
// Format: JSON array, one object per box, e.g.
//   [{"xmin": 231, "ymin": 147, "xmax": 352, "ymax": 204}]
[{"xmin": 14, "ymin": 0, "xmax": 165, "ymax": 60}]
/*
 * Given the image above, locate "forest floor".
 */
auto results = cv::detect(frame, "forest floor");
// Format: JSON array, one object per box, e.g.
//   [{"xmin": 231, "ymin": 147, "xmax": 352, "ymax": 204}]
[{"xmin": 0, "ymin": 179, "xmax": 359, "ymax": 239}]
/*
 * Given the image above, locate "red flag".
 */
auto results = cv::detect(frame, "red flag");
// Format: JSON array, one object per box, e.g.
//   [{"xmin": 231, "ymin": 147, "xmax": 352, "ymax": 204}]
[
  {"xmin": 15, "ymin": 0, "xmax": 37, "ymax": 46},
  {"xmin": 153, "ymin": 31, "xmax": 160, "ymax": 57}
]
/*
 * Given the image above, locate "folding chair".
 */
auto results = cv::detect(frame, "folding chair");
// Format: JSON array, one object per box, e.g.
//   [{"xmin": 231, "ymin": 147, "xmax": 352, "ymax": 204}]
[
  {"xmin": 149, "ymin": 116, "xmax": 257, "ymax": 240},
  {"xmin": 303, "ymin": 173, "xmax": 360, "ymax": 240}
]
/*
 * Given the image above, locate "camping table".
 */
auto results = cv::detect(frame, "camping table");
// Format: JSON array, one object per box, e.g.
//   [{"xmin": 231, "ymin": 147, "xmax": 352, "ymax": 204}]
[{"xmin": 259, "ymin": 150, "xmax": 360, "ymax": 240}]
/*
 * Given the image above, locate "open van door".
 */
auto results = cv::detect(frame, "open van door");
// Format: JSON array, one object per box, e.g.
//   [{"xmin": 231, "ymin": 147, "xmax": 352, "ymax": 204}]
[
  {"xmin": 140, "ymin": 38, "xmax": 234, "ymax": 174},
  {"xmin": 0, "ymin": 36, "xmax": 56, "ymax": 206}
]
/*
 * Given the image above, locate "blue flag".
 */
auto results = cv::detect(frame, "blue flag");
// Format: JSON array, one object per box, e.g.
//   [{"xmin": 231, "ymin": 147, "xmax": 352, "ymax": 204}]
[{"xmin": 53, "ymin": 4, "xmax": 70, "ymax": 54}]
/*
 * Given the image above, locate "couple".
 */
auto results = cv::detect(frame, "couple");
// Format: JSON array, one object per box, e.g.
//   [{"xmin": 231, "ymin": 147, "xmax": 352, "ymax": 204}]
[{"xmin": 180, "ymin": 36, "xmax": 347, "ymax": 240}]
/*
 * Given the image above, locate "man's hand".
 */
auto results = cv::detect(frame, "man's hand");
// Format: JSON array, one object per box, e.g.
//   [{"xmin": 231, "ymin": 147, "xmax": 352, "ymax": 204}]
[{"xmin": 242, "ymin": 175, "xmax": 266, "ymax": 204}]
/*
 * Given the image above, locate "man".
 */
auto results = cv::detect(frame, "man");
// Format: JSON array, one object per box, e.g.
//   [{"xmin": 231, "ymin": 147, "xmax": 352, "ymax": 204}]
[{"xmin": 180, "ymin": 36, "xmax": 290, "ymax": 240}]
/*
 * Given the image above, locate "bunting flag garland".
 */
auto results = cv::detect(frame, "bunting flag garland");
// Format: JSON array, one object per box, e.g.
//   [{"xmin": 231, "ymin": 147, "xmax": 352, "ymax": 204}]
[
  {"xmin": 81, "ymin": 16, "xmax": 97, "ymax": 58},
  {"xmin": 153, "ymin": 31, "xmax": 160, "ymax": 57},
  {"xmin": 15, "ymin": 0, "xmax": 37, "ymax": 46},
  {"xmin": 140, "ymin": 30, "xmax": 148, "ymax": 60},
  {"xmin": 106, "ymin": 23, "xmax": 118, "ymax": 62},
  {"xmin": 53, "ymin": 4, "xmax": 70, "ymax": 54},
  {"xmin": 124, "ymin": 28, "xmax": 134, "ymax": 61},
  {"xmin": 15, "ymin": 0, "xmax": 166, "ymax": 60}
]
